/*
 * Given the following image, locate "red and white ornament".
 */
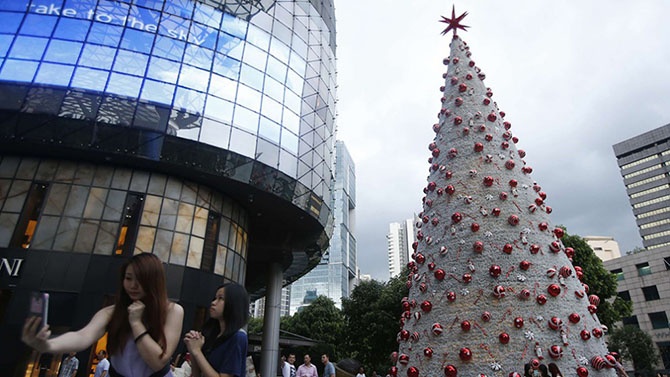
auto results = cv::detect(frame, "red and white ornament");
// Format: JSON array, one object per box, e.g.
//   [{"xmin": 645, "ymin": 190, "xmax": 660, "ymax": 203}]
[{"xmin": 548, "ymin": 345, "xmax": 563, "ymax": 359}]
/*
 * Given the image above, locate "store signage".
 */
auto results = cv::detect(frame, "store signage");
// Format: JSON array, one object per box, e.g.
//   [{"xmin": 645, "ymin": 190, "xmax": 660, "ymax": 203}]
[{"xmin": 0, "ymin": 258, "xmax": 23, "ymax": 277}]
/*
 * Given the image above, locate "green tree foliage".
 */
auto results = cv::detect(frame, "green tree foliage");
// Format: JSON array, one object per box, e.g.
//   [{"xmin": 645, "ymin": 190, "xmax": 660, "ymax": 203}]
[
  {"xmin": 286, "ymin": 295, "xmax": 345, "ymax": 359},
  {"xmin": 341, "ymin": 272, "xmax": 409, "ymax": 374},
  {"xmin": 248, "ymin": 316, "xmax": 264, "ymax": 335},
  {"xmin": 561, "ymin": 232, "xmax": 632, "ymax": 329},
  {"xmin": 608, "ymin": 325, "xmax": 658, "ymax": 374}
]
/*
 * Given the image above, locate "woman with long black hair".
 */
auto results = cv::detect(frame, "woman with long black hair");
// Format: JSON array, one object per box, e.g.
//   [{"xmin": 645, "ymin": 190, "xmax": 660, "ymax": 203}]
[
  {"xmin": 184, "ymin": 283, "xmax": 249, "ymax": 377},
  {"xmin": 22, "ymin": 253, "xmax": 184, "ymax": 376}
]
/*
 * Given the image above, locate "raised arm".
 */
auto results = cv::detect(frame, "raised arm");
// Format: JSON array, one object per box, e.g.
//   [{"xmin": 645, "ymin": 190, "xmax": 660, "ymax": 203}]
[
  {"xmin": 22, "ymin": 305, "xmax": 114, "ymax": 353},
  {"xmin": 133, "ymin": 302, "xmax": 184, "ymax": 371}
]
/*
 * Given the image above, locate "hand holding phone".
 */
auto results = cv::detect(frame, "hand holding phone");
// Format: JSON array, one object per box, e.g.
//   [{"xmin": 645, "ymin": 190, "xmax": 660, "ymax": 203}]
[
  {"xmin": 21, "ymin": 292, "xmax": 52, "ymax": 352},
  {"xmin": 28, "ymin": 292, "xmax": 49, "ymax": 330}
]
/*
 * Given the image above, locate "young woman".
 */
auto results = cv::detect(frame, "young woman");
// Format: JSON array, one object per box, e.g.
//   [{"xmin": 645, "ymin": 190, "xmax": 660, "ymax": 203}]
[
  {"xmin": 184, "ymin": 283, "xmax": 249, "ymax": 377},
  {"xmin": 22, "ymin": 253, "xmax": 184, "ymax": 377}
]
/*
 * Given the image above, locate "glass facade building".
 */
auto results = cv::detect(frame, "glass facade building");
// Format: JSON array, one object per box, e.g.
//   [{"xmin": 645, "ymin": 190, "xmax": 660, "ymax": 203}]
[
  {"xmin": 0, "ymin": 0, "xmax": 336, "ymax": 375},
  {"xmin": 289, "ymin": 140, "xmax": 355, "ymax": 314}
]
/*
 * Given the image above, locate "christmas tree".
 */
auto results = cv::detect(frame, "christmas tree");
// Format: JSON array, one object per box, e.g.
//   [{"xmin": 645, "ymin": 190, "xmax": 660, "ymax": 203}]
[{"xmin": 393, "ymin": 7, "xmax": 615, "ymax": 377}]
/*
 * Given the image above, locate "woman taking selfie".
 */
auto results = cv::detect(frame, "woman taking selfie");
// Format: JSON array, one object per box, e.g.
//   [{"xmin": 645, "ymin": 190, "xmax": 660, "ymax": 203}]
[
  {"xmin": 184, "ymin": 283, "xmax": 249, "ymax": 377},
  {"xmin": 22, "ymin": 253, "xmax": 184, "ymax": 376}
]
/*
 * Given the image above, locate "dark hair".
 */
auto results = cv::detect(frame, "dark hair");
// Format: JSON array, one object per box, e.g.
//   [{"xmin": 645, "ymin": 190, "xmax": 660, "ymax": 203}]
[
  {"xmin": 539, "ymin": 364, "xmax": 549, "ymax": 377},
  {"xmin": 202, "ymin": 283, "xmax": 249, "ymax": 353},
  {"xmin": 98, "ymin": 350, "xmax": 107, "ymax": 357},
  {"xmin": 548, "ymin": 363, "xmax": 562, "ymax": 377},
  {"xmin": 524, "ymin": 363, "xmax": 532, "ymax": 377},
  {"xmin": 107, "ymin": 253, "xmax": 169, "ymax": 356}
]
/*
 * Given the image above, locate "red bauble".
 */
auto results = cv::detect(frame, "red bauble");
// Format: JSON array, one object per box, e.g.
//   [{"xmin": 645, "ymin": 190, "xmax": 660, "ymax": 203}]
[
  {"xmin": 503, "ymin": 243, "xmax": 514, "ymax": 254},
  {"xmin": 549, "ymin": 345, "xmax": 563, "ymax": 359},
  {"xmin": 508, "ymin": 214, "xmax": 520, "ymax": 226},
  {"xmin": 446, "ymin": 185, "xmax": 456, "ymax": 195},
  {"xmin": 489, "ymin": 265, "xmax": 502, "ymax": 278},
  {"xmin": 389, "ymin": 367, "xmax": 398, "ymax": 377},
  {"xmin": 553, "ymin": 228, "xmax": 565, "ymax": 238},
  {"xmin": 462, "ymin": 273, "xmax": 472, "ymax": 283},
  {"xmin": 407, "ymin": 367, "xmax": 419, "ymax": 377},
  {"xmin": 451, "ymin": 212, "xmax": 463, "ymax": 223},
  {"xmin": 424, "ymin": 347, "xmax": 433, "ymax": 358},
  {"xmin": 434, "ymin": 269, "xmax": 446, "ymax": 281},
  {"xmin": 461, "ymin": 320, "xmax": 471, "ymax": 332},
  {"xmin": 547, "ymin": 284, "xmax": 561, "ymax": 297},
  {"xmin": 398, "ymin": 354, "xmax": 409, "ymax": 365},
  {"xmin": 520, "ymin": 260, "xmax": 531, "ymax": 270},
  {"xmin": 420, "ymin": 300, "xmax": 432, "ymax": 313},
  {"xmin": 483, "ymin": 176, "xmax": 494, "ymax": 186},
  {"xmin": 390, "ymin": 351, "xmax": 399, "ymax": 363},
  {"xmin": 493, "ymin": 285, "xmax": 506, "ymax": 298},
  {"xmin": 576, "ymin": 367, "xmax": 589, "ymax": 377},
  {"xmin": 513, "ymin": 317, "xmax": 524, "ymax": 328},
  {"xmin": 432, "ymin": 322, "xmax": 443, "ymax": 335},
  {"xmin": 499, "ymin": 332, "xmax": 510, "ymax": 344},
  {"xmin": 565, "ymin": 247, "xmax": 575, "ymax": 259},
  {"xmin": 592, "ymin": 327, "xmax": 603, "ymax": 338},
  {"xmin": 569, "ymin": 313, "xmax": 581, "ymax": 324},
  {"xmin": 444, "ymin": 365, "xmax": 457, "ymax": 377},
  {"xmin": 580, "ymin": 329, "xmax": 591, "ymax": 340},
  {"xmin": 471, "ymin": 223, "xmax": 480, "ymax": 232},
  {"xmin": 473, "ymin": 241, "xmax": 484, "ymax": 253},
  {"xmin": 428, "ymin": 262, "xmax": 436, "ymax": 271},
  {"xmin": 587, "ymin": 304, "xmax": 598, "ymax": 314},
  {"xmin": 499, "ymin": 192, "xmax": 508, "ymax": 200},
  {"xmin": 530, "ymin": 244, "xmax": 541, "ymax": 254},
  {"xmin": 398, "ymin": 329, "xmax": 410, "ymax": 341},
  {"xmin": 548, "ymin": 317, "xmax": 563, "ymax": 331},
  {"xmin": 505, "ymin": 160, "xmax": 515, "ymax": 170},
  {"xmin": 492, "ymin": 208, "xmax": 501, "ymax": 216},
  {"xmin": 509, "ymin": 179, "xmax": 518, "ymax": 187},
  {"xmin": 446, "ymin": 291, "xmax": 456, "ymax": 302},
  {"xmin": 458, "ymin": 83, "xmax": 467, "ymax": 92},
  {"xmin": 459, "ymin": 348, "xmax": 472, "ymax": 362},
  {"xmin": 414, "ymin": 253, "xmax": 425, "ymax": 264},
  {"xmin": 474, "ymin": 142, "xmax": 484, "ymax": 152},
  {"xmin": 481, "ymin": 311, "xmax": 492, "ymax": 322},
  {"xmin": 487, "ymin": 112, "xmax": 497, "ymax": 122}
]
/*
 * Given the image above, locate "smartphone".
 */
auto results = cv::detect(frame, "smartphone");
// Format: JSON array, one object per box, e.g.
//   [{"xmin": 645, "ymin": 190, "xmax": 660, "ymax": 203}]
[{"xmin": 28, "ymin": 292, "xmax": 49, "ymax": 330}]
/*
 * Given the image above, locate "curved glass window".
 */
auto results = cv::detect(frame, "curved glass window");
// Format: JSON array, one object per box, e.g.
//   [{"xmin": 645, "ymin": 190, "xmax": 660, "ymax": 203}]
[{"xmin": 0, "ymin": 0, "xmax": 337, "ymax": 195}]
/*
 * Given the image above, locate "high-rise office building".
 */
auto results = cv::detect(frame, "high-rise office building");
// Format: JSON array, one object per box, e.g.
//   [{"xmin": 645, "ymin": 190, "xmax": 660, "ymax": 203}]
[
  {"xmin": 613, "ymin": 124, "xmax": 670, "ymax": 250},
  {"xmin": 0, "ymin": 0, "xmax": 336, "ymax": 375},
  {"xmin": 289, "ymin": 140, "xmax": 356, "ymax": 314},
  {"xmin": 252, "ymin": 285, "xmax": 291, "ymax": 318},
  {"xmin": 387, "ymin": 218, "xmax": 414, "ymax": 278}
]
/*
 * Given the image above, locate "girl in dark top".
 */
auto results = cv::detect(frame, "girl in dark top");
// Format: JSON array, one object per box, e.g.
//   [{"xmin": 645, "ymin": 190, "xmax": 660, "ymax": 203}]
[{"xmin": 184, "ymin": 283, "xmax": 250, "ymax": 377}]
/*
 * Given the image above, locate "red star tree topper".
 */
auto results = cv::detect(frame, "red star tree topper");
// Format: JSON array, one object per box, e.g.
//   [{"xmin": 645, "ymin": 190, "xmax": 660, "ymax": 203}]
[{"xmin": 392, "ymin": 9, "xmax": 615, "ymax": 377}]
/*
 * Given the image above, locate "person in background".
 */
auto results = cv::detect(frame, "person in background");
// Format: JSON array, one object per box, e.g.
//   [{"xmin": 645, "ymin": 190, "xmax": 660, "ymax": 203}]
[
  {"xmin": 22, "ymin": 253, "xmax": 184, "ymax": 376},
  {"xmin": 355, "ymin": 367, "xmax": 366, "ymax": 377},
  {"xmin": 93, "ymin": 350, "xmax": 110, "ymax": 377},
  {"xmin": 282, "ymin": 354, "xmax": 296, "ymax": 377},
  {"xmin": 523, "ymin": 363, "xmax": 532, "ymax": 377},
  {"xmin": 321, "ymin": 354, "xmax": 335, "ymax": 377},
  {"xmin": 58, "ymin": 352, "xmax": 79, "ymax": 377},
  {"xmin": 296, "ymin": 354, "xmax": 317, "ymax": 377},
  {"xmin": 184, "ymin": 283, "xmax": 250, "ymax": 377},
  {"xmin": 538, "ymin": 364, "xmax": 549, "ymax": 377}
]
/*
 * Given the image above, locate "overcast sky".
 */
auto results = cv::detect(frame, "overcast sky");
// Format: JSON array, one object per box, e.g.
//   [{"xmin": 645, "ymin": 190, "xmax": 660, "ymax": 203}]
[{"xmin": 333, "ymin": 1, "xmax": 670, "ymax": 281}]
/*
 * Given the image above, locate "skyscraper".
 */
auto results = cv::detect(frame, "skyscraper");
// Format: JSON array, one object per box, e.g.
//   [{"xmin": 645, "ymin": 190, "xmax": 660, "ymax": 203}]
[
  {"xmin": 387, "ymin": 218, "xmax": 414, "ymax": 278},
  {"xmin": 289, "ymin": 140, "xmax": 356, "ymax": 314},
  {"xmin": 613, "ymin": 123, "xmax": 670, "ymax": 250},
  {"xmin": 0, "ymin": 1, "xmax": 336, "ymax": 375}
]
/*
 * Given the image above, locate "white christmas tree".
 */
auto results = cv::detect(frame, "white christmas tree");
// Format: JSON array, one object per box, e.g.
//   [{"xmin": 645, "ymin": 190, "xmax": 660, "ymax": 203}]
[{"xmin": 393, "ymin": 7, "xmax": 616, "ymax": 377}]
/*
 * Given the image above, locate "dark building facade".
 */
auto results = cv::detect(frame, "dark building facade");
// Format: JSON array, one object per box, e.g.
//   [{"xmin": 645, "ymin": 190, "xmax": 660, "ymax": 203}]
[
  {"xmin": 613, "ymin": 124, "xmax": 670, "ymax": 250},
  {"xmin": 0, "ymin": 0, "xmax": 336, "ymax": 375}
]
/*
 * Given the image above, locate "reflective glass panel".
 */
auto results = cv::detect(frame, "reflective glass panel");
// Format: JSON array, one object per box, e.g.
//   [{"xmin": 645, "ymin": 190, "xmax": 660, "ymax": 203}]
[
  {"xmin": 229, "ymin": 127, "xmax": 256, "ymax": 157},
  {"xmin": 79, "ymin": 44, "xmax": 116, "ymax": 69},
  {"xmin": 281, "ymin": 130, "xmax": 298, "ymax": 154},
  {"xmin": 236, "ymin": 84, "xmax": 261, "ymax": 111},
  {"xmin": 71, "ymin": 67, "xmax": 109, "ymax": 91},
  {"xmin": 44, "ymin": 39, "xmax": 82, "ymax": 64},
  {"xmin": 20, "ymin": 14, "xmax": 57, "ymax": 37},
  {"xmin": 233, "ymin": 106, "xmax": 258, "ymax": 134},
  {"xmin": 212, "ymin": 53, "xmax": 240, "ymax": 80},
  {"xmin": 113, "ymin": 49, "xmax": 148, "ymax": 76},
  {"xmin": 178, "ymin": 64, "xmax": 209, "ymax": 92},
  {"xmin": 200, "ymin": 118, "xmax": 230, "ymax": 149},
  {"xmin": 183, "ymin": 44, "xmax": 213, "ymax": 69},
  {"xmin": 140, "ymin": 79, "xmax": 175, "ymax": 104},
  {"xmin": 258, "ymin": 116, "xmax": 280, "ymax": 143},
  {"xmin": 121, "ymin": 27, "xmax": 153, "ymax": 53},
  {"xmin": 239, "ymin": 64, "xmax": 263, "ymax": 91},
  {"xmin": 282, "ymin": 109, "xmax": 299, "ymax": 135},
  {"xmin": 128, "ymin": 5, "xmax": 160, "ymax": 33},
  {"xmin": 208, "ymin": 73, "xmax": 237, "ymax": 101},
  {"xmin": 189, "ymin": 22, "xmax": 217, "ymax": 50},
  {"xmin": 261, "ymin": 95, "xmax": 282, "ymax": 124},
  {"xmin": 243, "ymin": 43, "xmax": 267, "ymax": 71},
  {"xmin": 86, "ymin": 22, "xmax": 123, "ymax": 47},
  {"xmin": 269, "ymin": 39, "xmax": 289, "ymax": 64},
  {"xmin": 93, "ymin": 1, "xmax": 130, "ymax": 27},
  {"xmin": 286, "ymin": 68, "xmax": 304, "ymax": 94},
  {"xmin": 221, "ymin": 12, "xmax": 246, "ymax": 39},
  {"xmin": 0, "ymin": 34, "xmax": 12, "ymax": 57},
  {"xmin": 146, "ymin": 56, "xmax": 180, "ymax": 83},
  {"xmin": 152, "ymin": 34, "xmax": 185, "ymax": 61},
  {"xmin": 134, "ymin": 0, "xmax": 162, "ymax": 11},
  {"xmin": 216, "ymin": 32, "xmax": 243, "ymax": 59},
  {"xmin": 164, "ymin": 0, "xmax": 194, "ymax": 19},
  {"xmin": 107, "ymin": 72, "xmax": 142, "ymax": 98},
  {"xmin": 0, "ymin": 59, "xmax": 38, "ymax": 82},
  {"xmin": 193, "ymin": 3, "xmax": 221, "ymax": 28},
  {"xmin": 0, "ymin": 11, "xmax": 22, "ymax": 33},
  {"xmin": 284, "ymin": 89, "xmax": 301, "ymax": 116},
  {"xmin": 263, "ymin": 76, "xmax": 284, "ymax": 102},
  {"xmin": 247, "ymin": 24, "xmax": 270, "ymax": 50},
  {"xmin": 1, "ymin": 1, "xmax": 30, "ymax": 11},
  {"xmin": 53, "ymin": 18, "xmax": 91, "ymax": 41},
  {"xmin": 204, "ymin": 95, "xmax": 233, "ymax": 123},
  {"xmin": 9, "ymin": 36, "xmax": 48, "ymax": 60},
  {"xmin": 34, "ymin": 62, "xmax": 74, "ymax": 86},
  {"xmin": 265, "ymin": 55, "xmax": 286, "ymax": 82},
  {"xmin": 174, "ymin": 86, "xmax": 205, "ymax": 113}
]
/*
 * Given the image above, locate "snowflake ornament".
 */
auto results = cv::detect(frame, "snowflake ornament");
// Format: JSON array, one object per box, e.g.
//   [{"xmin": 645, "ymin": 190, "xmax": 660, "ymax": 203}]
[
  {"xmin": 489, "ymin": 362, "xmax": 502, "ymax": 371},
  {"xmin": 524, "ymin": 330, "xmax": 535, "ymax": 340}
]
